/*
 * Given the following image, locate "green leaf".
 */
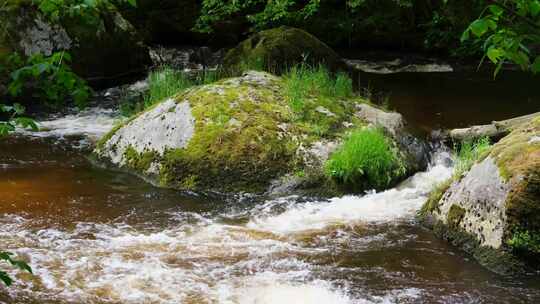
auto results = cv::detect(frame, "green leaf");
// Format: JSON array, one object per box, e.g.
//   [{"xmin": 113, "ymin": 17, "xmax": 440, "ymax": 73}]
[
  {"xmin": 488, "ymin": 4, "xmax": 504, "ymax": 16},
  {"xmin": 460, "ymin": 29, "xmax": 470, "ymax": 42},
  {"xmin": 487, "ymin": 47, "xmax": 505, "ymax": 63},
  {"xmin": 13, "ymin": 103, "xmax": 25, "ymax": 115},
  {"xmin": 14, "ymin": 117, "xmax": 39, "ymax": 131},
  {"xmin": 532, "ymin": 56, "xmax": 540, "ymax": 73},
  {"xmin": 531, "ymin": 0, "xmax": 540, "ymax": 17},
  {"xmin": 0, "ymin": 271, "xmax": 13, "ymax": 286},
  {"xmin": 470, "ymin": 19, "xmax": 490, "ymax": 37}
]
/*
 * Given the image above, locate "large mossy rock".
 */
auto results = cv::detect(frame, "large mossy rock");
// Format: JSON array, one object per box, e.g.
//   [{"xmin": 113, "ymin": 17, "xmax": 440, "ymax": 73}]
[
  {"xmin": 222, "ymin": 27, "xmax": 347, "ymax": 75},
  {"xmin": 95, "ymin": 71, "xmax": 419, "ymax": 194},
  {"xmin": 0, "ymin": 2, "xmax": 151, "ymax": 85},
  {"xmin": 421, "ymin": 117, "xmax": 540, "ymax": 274}
]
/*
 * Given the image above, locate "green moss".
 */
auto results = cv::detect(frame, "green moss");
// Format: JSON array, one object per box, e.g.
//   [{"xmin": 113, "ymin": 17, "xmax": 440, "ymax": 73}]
[
  {"xmin": 96, "ymin": 123, "xmax": 123, "ymax": 151},
  {"xmin": 447, "ymin": 204, "xmax": 466, "ymax": 229},
  {"xmin": 157, "ymin": 79, "xmax": 302, "ymax": 192},
  {"xmin": 490, "ymin": 117, "xmax": 540, "ymax": 181},
  {"xmin": 123, "ymin": 145, "xmax": 159, "ymax": 172},
  {"xmin": 419, "ymin": 179, "xmax": 452, "ymax": 217},
  {"xmin": 222, "ymin": 26, "xmax": 346, "ymax": 75}
]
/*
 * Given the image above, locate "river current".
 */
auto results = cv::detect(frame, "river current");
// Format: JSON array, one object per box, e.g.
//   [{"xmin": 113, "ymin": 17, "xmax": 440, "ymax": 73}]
[{"xmin": 1, "ymin": 108, "xmax": 539, "ymax": 303}]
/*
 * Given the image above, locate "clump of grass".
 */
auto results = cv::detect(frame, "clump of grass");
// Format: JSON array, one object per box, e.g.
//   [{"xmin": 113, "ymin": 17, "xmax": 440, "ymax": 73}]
[
  {"xmin": 282, "ymin": 64, "xmax": 356, "ymax": 138},
  {"xmin": 325, "ymin": 128, "xmax": 406, "ymax": 190},
  {"xmin": 144, "ymin": 67, "xmax": 194, "ymax": 108},
  {"xmin": 119, "ymin": 67, "xmax": 223, "ymax": 117},
  {"xmin": 283, "ymin": 64, "xmax": 352, "ymax": 113},
  {"xmin": 453, "ymin": 137, "xmax": 492, "ymax": 178}
]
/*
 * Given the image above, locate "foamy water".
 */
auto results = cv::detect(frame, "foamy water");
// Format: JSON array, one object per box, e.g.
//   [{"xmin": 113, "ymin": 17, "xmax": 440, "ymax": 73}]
[
  {"xmin": 19, "ymin": 107, "xmax": 123, "ymax": 141},
  {"xmin": 0, "ymin": 151, "xmax": 454, "ymax": 303}
]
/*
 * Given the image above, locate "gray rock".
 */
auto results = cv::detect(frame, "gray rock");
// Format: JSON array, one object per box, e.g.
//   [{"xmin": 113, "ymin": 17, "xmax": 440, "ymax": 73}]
[{"xmin": 434, "ymin": 157, "xmax": 510, "ymax": 248}]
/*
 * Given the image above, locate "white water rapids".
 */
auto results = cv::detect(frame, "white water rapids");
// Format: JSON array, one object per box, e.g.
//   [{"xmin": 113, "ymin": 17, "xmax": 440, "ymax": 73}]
[{"xmin": 2, "ymin": 108, "xmax": 455, "ymax": 304}]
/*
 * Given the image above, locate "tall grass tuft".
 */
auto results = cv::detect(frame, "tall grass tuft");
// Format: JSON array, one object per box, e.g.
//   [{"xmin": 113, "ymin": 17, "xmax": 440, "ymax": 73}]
[
  {"xmin": 144, "ymin": 67, "xmax": 194, "ymax": 108},
  {"xmin": 283, "ymin": 64, "xmax": 353, "ymax": 114},
  {"xmin": 325, "ymin": 128, "xmax": 406, "ymax": 190},
  {"xmin": 453, "ymin": 137, "xmax": 491, "ymax": 178}
]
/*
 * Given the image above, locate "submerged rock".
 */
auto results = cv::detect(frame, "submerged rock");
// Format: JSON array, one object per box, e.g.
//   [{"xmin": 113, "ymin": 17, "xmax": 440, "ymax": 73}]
[
  {"xmin": 0, "ymin": 2, "xmax": 151, "ymax": 85},
  {"xmin": 421, "ymin": 117, "xmax": 540, "ymax": 274},
  {"xmin": 222, "ymin": 26, "xmax": 347, "ymax": 74},
  {"xmin": 95, "ymin": 71, "xmax": 420, "ymax": 194}
]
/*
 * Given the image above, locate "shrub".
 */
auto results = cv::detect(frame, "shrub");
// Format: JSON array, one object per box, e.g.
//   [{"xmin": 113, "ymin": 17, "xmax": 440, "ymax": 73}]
[
  {"xmin": 7, "ymin": 52, "xmax": 91, "ymax": 109},
  {"xmin": 325, "ymin": 128, "xmax": 405, "ymax": 190}
]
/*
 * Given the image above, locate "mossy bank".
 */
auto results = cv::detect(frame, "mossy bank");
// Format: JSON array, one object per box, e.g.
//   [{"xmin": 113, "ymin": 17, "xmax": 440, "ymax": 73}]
[
  {"xmin": 95, "ymin": 71, "xmax": 425, "ymax": 194},
  {"xmin": 420, "ymin": 116, "xmax": 540, "ymax": 274}
]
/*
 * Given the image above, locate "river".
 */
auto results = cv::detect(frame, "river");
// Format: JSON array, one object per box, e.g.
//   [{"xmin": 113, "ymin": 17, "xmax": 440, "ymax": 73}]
[{"xmin": 1, "ymin": 69, "xmax": 540, "ymax": 303}]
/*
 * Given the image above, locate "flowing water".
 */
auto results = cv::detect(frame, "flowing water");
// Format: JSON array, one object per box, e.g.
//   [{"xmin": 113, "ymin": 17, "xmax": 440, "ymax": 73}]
[{"xmin": 1, "ymin": 108, "xmax": 540, "ymax": 304}]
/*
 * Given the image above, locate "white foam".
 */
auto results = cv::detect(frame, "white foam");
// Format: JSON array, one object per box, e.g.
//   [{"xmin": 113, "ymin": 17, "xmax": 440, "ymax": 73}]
[
  {"xmin": 21, "ymin": 107, "xmax": 122, "ymax": 140},
  {"xmin": 247, "ymin": 155, "xmax": 453, "ymax": 234}
]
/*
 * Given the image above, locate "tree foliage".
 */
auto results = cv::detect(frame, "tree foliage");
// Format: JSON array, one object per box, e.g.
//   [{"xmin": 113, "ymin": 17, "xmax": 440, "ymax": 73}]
[
  {"xmin": 462, "ymin": 0, "xmax": 540, "ymax": 75},
  {"xmin": 0, "ymin": 103, "xmax": 38, "ymax": 136},
  {"xmin": 7, "ymin": 52, "xmax": 91, "ymax": 108}
]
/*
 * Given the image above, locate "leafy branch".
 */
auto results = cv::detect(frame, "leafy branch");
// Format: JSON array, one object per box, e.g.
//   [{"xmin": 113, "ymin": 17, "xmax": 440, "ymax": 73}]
[{"xmin": 462, "ymin": 0, "xmax": 540, "ymax": 75}]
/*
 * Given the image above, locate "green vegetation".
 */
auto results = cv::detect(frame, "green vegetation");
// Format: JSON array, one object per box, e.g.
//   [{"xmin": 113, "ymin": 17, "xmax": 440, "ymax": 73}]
[
  {"xmin": 282, "ymin": 64, "xmax": 358, "ymax": 138},
  {"xmin": 34, "ymin": 0, "xmax": 136, "ymax": 22},
  {"xmin": 0, "ymin": 251, "xmax": 32, "ymax": 286},
  {"xmin": 325, "ymin": 128, "xmax": 406, "ymax": 190},
  {"xmin": 453, "ymin": 137, "xmax": 492, "ymax": 178},
  {"xmin": 0, "ymin": 103, "xmax": 38, "ymax": 136},
  {"xmin": 120, "ymin": 67, "xmax": 220, "ymax": 117},
  {"xmin": 144, "ymin": 67, "xmax": 193, "ymax": 108},
  {"xmin": 284, "ymin": 64, "xmax": 352, "ymax": 113},
  {"xmin": 7, "ymin": 52, "xmax": 91, "ymax": 108},
  {"xmin": 462, "ymin": 0, "xmax": 540, "ymax": 75},
  {"xmin": 508, "ymin": 230, "xmax": 540, "ymax": 254}
]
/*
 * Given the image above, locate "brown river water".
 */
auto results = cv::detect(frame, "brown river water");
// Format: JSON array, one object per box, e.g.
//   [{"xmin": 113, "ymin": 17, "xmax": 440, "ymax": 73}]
[{"xmin": 1, "ymin": 70, "xmax": 540, "ymax": 303}]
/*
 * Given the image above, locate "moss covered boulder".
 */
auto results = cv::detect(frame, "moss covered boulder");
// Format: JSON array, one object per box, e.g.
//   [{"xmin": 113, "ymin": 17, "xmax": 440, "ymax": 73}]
[
  {"xmin": 420, "ymin": 117, "xmax": 540, "ymax": 274},
  {"xmin": 95, "ymin": 71, "xmax": 419, "ymax": 194},
  {"xmin": 0, "ymin": 1, "xmax": 151, "ymax": 85},
  {"xmin": 222, "ymin": 26, "xmax": 347, "ymax": 75}
]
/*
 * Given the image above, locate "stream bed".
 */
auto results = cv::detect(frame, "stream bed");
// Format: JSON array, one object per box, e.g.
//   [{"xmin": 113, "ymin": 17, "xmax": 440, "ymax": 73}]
[
  {"xmin": 1, "ymin": 67, "xmax": 540, "ymax": 303},
  {"xmin": 0, "ymin": 122, "xmax": 539, "ymax": 303}
]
